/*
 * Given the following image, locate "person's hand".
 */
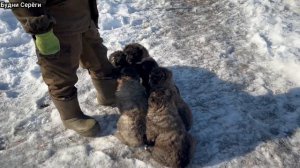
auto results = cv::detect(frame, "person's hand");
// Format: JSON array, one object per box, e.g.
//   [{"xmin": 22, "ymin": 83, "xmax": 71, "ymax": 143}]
[{"xmin": 35, "ymin": 29, "xmax": 60, "ymax": 55}]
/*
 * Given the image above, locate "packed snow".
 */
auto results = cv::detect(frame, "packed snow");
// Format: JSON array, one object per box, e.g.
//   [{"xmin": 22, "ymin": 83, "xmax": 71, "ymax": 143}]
[{"xmin": 0, "ymin": 0, "xmax": 300, "ymax": 167}]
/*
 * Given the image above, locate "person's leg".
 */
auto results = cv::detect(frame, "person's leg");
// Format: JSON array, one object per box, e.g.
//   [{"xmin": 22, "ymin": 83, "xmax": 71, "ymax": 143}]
[
  {"xmin": 35, "ymin": 33, "xmax": 100, "ymax": 137},
  {"xmin": 80, "ymin": 22, "xmax": 117, "ymax": 106}
]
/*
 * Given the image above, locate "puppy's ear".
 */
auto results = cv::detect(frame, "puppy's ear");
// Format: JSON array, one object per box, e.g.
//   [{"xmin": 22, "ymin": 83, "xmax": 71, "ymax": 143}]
[
  {"xmin": 155, "ymin": 67, "xmax": 173, "ymax": 84},
  {"xmin": 157, "ymin": 67, "xmax": 172, "ymax": 80},
  {"xmin": 139, "ymin": 57, "xmax": 159, "ymax": 74}
]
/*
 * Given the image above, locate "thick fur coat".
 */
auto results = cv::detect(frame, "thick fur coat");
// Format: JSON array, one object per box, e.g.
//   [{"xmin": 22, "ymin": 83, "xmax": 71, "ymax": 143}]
[
  {"xmin": 146, "ymin": 88, "xmax": 194, "ymax": 168},
  {"xmin": 149, "ymin": 67, "xmax": 193, "ymax": 131},
  {"xmin": 115, "ymin": 67, "xmax": 148, "ymax": 147}
]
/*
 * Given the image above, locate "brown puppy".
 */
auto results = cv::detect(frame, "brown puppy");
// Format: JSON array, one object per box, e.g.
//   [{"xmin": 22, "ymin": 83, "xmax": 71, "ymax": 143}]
[
  {"xmin": 123, "ymin": 43, "xmax": 159, "ymax": 93},
  {"xmin": 108, "ymin": 50, "xmax": 129, "ymax": 68},
  {"xmin": 108, "ymin": 50, "xmax": 129, "ymax": 77},
  {"xmin": 123, "ymin": 43, "xmax": 150, "ymax": 65},
  {"xmin": 149, "ymin": 67, "xmax": 193, "ymax": 131},
  {"xmin": 115, "ymin": 67, "xmax": 148, "ymax": 147},
  {"xmin": 136, "ymin": 57, "xmax": 159, "ymax": 94},
  {"xmin": 146, "ymin": 88, "xmax": 194, "ymax": 168}
]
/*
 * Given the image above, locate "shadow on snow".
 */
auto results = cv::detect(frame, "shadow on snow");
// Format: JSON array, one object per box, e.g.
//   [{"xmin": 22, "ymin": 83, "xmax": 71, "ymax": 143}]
[{"xmin": 169, "ymin": 65, "xmax": 300, "ymax": 167}]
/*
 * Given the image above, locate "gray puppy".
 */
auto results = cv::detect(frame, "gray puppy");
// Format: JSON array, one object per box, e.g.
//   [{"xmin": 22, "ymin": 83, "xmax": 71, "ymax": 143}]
[
  {"xmin": 115, "ymin": 67, "xmax": 148, "ymax": 147},
  {"xmin": 149, "ymin": 67, "xmax": 193, "ymax": 131},
  {"xmin": 146, "ymin": 88, "xmax": 195, "ymax": 168}
]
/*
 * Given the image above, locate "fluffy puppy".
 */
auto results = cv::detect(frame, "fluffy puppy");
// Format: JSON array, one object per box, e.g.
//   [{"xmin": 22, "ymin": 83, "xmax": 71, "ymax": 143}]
[
  {"xmin": 149, "ymin": 67, "xmax": 193, "ymax": 131},
  {"xmin": 108, "ymin": 50, "xmax": 129, "ymax": 69},
  {"xmin": 123, "ymin": 43, "xmax": 150, "ymax": 65},
  {"xmin": 146, "ymin": 88, "xmax": 194, "ymax": 168},
  {"xmin": 115, "ymin": 67, "xmax": 148, "ymax": 147},
  {"xmin": 136, "ymin": 57, "xmax": 159, "ymax": 94},
  {"xmin": 108, "ymin": 50, "xmax": 130, "ymax": 78},
  {"xmin": 123, "ymin": 43, "xmax": 159, "ymax": 93}
]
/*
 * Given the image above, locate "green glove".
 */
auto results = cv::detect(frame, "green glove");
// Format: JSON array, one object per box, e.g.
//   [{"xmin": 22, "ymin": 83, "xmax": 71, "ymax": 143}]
[{"xmin": 35, "ymin": 29, "xmax": 60, "ymax": 55}]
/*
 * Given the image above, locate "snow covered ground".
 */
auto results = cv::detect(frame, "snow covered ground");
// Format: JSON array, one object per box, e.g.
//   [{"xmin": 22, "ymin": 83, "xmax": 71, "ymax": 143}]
[{"xmin": 1, "ymin": 0, "xmax": 300, "ymax": 167}]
